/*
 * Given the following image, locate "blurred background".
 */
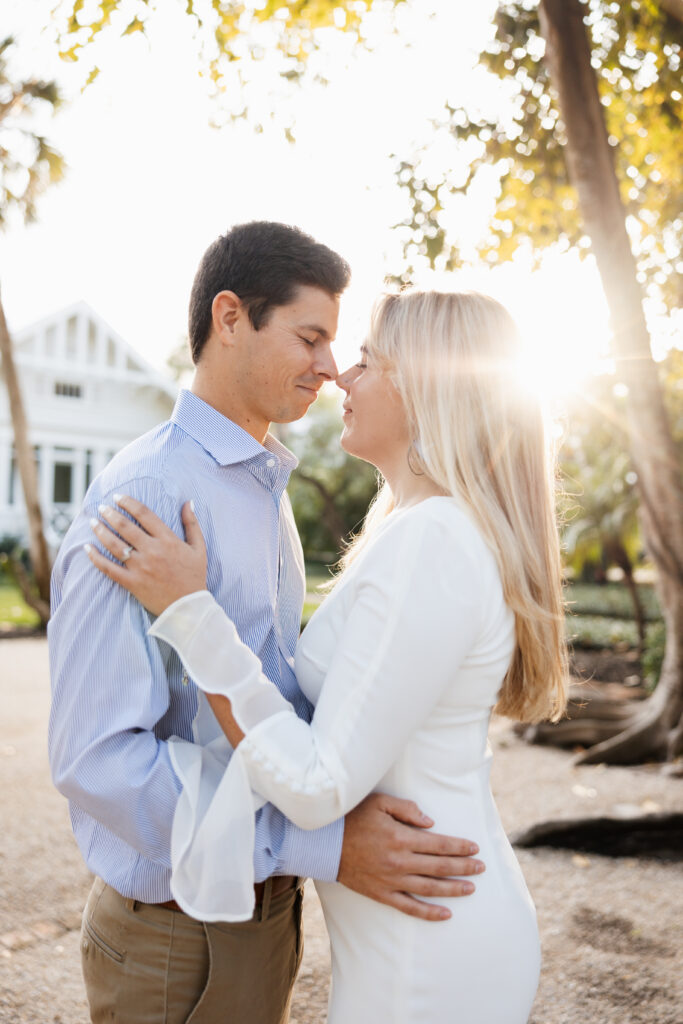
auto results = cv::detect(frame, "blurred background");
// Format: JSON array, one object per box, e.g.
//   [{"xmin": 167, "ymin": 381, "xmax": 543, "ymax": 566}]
[{"xmin": 1, "ymin": 0, "xmax": 682, "ymax": 769}]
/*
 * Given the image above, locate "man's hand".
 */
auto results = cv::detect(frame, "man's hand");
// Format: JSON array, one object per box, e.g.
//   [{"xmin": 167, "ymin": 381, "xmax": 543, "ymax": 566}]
[{"xmin": 338, "ymin": 793, "xmax": 485, "ymax": 922}]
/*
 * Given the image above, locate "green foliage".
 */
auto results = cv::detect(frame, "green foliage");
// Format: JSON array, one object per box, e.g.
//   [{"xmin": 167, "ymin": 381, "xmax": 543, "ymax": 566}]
[
  {"xmin": 641, "ymin": 619, "xmax": 666, "ymax": 688},
  {"xmin": 392, "ymin": 1, "xmax": 683, "ymax": 307},
  {"xmin": 660, "ymin": 346, "xmax": 683, "ymax": 453},
  {"xmin": 0, "ymin": 37, "xmax": 65, "ymax": 226},
  {"xmin": 560, "ymin": 360, "xmax": 683, "ymax": 583},
  {"xmin": 560, "ymin": 372, "xmax": 640, "ymax": 579},
  {"xmin": 567, "ymin": 613, "xmax": 641, "ymax": 649},
  {"xmin": 567, "ymin": 581, "xmax": 661, "ymax": 620},
  {"xmin": 57, "ymin": 0, "xmax": 405, "ymax": 100},
  {"xmin": 0, "ymin": 571, "xmax": 40, "ymax": 626},
  {"xmin": 279, "ymin": 392, "xmax": 378, "ymax": 561}
]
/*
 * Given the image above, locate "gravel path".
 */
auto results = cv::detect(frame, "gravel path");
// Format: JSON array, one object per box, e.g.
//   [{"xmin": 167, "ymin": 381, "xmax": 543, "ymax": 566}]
[{"xmin": 1, "ymin": 638, "xmax": 681, "ymax": 1024}]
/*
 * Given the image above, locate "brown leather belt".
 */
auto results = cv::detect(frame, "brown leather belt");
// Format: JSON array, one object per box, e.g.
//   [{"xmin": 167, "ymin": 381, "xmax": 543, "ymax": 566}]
[{"xmin": 154, "ymin": 875, "xmax": 298, "ymax": 913}]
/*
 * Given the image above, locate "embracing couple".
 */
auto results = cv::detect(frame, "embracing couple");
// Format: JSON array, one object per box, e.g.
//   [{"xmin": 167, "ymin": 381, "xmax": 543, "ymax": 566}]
[{"xmin": 48, "ymin": 220, "xmax": 567, "ymax": 1023}]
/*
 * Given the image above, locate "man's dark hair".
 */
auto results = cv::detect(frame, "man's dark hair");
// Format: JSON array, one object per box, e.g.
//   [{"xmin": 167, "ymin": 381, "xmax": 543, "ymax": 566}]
[{"xmin": 188, "ymin": 221, "xmax": 351, "ymax": 364}]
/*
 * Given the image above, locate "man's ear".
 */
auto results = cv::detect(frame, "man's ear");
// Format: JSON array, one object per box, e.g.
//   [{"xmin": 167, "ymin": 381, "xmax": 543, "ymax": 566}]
[{"xmin": 211, "ymin": 291, "xmax": 243, "ymax": 346}]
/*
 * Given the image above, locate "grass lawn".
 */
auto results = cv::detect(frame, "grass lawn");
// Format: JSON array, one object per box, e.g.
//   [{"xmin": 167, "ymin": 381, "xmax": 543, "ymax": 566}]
[
  {"xmin": 565, "ymin": 581, "xmax": 662, "ymax": 651},
  {"xmin": 566, "ymin": 581, "xmax": 661, "ymax": 621},
  {"xmin": 0, "ymin": 580, "xmax": 41, "ymax": 627},
  {"xmin": 305, "ymin": 561, "xmax": 335, "ymax": 593}
]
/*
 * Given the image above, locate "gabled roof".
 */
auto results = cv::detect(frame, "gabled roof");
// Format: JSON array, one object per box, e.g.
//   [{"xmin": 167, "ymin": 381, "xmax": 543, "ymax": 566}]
[{"xmin": 12, "ymin": 300, "xmax": 177, "ymax": 400}]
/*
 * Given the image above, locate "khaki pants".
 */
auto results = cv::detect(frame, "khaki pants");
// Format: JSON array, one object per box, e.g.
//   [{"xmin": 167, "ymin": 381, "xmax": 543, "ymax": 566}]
[{"xmin": 81, "ymin": 877, "xmax": 304, "ymax": 1024}]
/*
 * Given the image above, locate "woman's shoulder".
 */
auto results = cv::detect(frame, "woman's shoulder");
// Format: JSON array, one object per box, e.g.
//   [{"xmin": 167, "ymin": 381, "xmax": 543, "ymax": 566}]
[
  {"xmin": 391, "ymin": 496, "xmax": 489, "ymax": 549},
  {"xmin": 361, "ymin": 496, "xmax": 497, "ymax": 581}
]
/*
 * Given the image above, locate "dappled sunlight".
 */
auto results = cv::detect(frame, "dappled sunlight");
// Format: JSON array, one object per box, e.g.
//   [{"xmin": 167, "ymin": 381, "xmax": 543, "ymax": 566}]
[
  {"xmin": 512, "ymin": 257, "xmax": 613, "ymax": 407},
  {"xmin": 395, "ymin": 250, "xmax": 615, "ymax": 411}
]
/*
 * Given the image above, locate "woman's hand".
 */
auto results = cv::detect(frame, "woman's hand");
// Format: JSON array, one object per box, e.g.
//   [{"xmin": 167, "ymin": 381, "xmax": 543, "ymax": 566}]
[{"xmin": 85, "ymin": 495, "xmax": 208, "ymax": 617}]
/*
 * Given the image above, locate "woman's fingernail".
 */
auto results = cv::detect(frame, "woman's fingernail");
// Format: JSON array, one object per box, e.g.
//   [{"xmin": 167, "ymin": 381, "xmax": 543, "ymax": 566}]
[
  {"xmin": 439, "ymin": 908, "xmax": 451, "ymax": 920},
  {"xmin": 89, "ymin": 517, "xmax": 100, "ymax": 530},
  {"xmin": 475, "ymin": 862, "xmax": 485, "ymax": 873},
  {"xmin": 113, "ymin": 493, "xmax": 124, "ymax": 504},
  {"xmin": 421, "ymin": 814, "xmax": 434, "ymax": 826},
  {"xmin": 469, "ymin": 843, "xmax": 479, "ymax": 855},
  {"xmin": 463, "ymin": 882, "xmax": 475, "ymax": 895},
  {"xmin": 83, "ymin": 543, "xmax": 92, "ymax": 554},
  {"xmin": 190, "ymin": 499, "xmax": 195, "ymax": 513},
  {"xmin": 98, "ymin": 504, "xmax": 112, "ymax": 518}
]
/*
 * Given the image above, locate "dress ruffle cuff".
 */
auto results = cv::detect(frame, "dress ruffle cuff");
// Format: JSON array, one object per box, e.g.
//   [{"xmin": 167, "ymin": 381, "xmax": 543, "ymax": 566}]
[
  {"xmin": 149, "ymin": 591, "xmax": 345, "ymax": 920},
  {"xmin": 149, "ymin": 591, "xmax": 284, "ymax": 922}
]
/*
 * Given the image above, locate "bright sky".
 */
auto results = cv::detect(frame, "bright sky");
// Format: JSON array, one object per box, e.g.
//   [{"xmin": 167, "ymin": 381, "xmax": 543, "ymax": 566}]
[{"xmin": 1, "ymin": 0, "xmax": 675, "ymax": 403}]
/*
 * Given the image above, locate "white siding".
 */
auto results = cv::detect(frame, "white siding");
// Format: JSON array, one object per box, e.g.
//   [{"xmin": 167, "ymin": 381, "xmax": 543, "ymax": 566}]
[{"xmin": 0, "ymin": 302, "xmax": 177, "ymax": 550}]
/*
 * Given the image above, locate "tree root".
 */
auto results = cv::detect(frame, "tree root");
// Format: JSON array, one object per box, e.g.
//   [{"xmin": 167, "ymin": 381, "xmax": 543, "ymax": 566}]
[{"xmin": 515, "ymin": 684, "xmax": 679, "ymax": 765}]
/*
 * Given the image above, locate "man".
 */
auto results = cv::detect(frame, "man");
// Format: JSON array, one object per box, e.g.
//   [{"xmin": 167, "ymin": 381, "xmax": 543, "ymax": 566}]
[{"xmin": 49, "ymin": 221, "xmax": 483, "ymax": 1023}]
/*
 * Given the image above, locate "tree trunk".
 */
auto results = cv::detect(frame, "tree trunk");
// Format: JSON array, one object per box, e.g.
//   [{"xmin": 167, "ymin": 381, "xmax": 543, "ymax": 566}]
[
  {"xmin": 2, "ymin": 552, "xmax": 50, "ymax": 623},
  {"xmin": 658, "ymin": 0, "xmax": 683, "ymax": 24},
  {"xmin": 605, "ymin": 538, "xmax": 646, "ymax": 653},
  {"xmin": 0, "ymin": 292, "xmax": 51, "ymax": 620},
  {"xmin": 294, "ymin": 469, "xmax": 348, "ymax": 548},
  {"xmin": 537, "ymin": 0, "xmax": 683, "ymax": 762}
]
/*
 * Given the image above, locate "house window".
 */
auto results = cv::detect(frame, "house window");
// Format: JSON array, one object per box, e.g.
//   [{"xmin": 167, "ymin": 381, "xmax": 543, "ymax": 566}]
[
  {"xmin": 87, "ymin": 320, "xmax": 98, "ymax": 363},
  {"xmin": 45, "ymin": 325, "xmax": 57, "ymax": 357},
  {"xmin": 66, "ymin": 315, "xmax": 78, "ymax": 357},
  {"xmin": 55, "ymin": 382, "xmax": 82, "ymax": 398},
  {"xmin": 53, "ymin": 463, "xmax": 73, "ymax": 504},
  {"xmin": 85, "ymin": 450, "xmax": 93, "ymax": 491}
]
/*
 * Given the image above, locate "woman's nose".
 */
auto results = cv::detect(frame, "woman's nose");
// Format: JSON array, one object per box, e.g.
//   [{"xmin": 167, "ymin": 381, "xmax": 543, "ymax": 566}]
[{"xmin": 336, "ymin": 366, "xmax": 356, "ymax": 392}]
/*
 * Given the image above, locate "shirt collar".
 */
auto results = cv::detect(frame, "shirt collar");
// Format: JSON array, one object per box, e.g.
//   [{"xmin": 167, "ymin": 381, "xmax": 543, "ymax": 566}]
[{"xmin": 170, "ymin": 389, "xmax": 298, "ymax": 472}]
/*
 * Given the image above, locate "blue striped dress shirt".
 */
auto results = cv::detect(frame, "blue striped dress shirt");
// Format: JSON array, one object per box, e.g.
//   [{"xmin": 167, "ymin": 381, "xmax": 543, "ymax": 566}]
[{"xmin": 48, "ymin": 389, "xmax": 343, "ymax": 902}]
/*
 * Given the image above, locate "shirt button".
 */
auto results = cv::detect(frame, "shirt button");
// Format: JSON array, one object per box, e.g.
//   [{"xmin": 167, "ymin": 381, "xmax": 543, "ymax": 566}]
[{"xmin": 266, "ymin": 458, "xmax": 276, "ymax": 468}]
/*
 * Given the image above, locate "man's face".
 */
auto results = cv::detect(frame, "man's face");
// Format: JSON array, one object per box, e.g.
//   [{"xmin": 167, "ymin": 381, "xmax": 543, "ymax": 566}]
[{"xmin": 230, "ymin": 285, "xmax": 340, "ymax": 431}]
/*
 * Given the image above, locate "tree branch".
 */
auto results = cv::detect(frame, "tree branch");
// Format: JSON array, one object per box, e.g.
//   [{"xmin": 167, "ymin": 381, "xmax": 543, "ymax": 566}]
[{"xmin": 659, "ymin": 0, "xmax": 683, "ymax": 24}]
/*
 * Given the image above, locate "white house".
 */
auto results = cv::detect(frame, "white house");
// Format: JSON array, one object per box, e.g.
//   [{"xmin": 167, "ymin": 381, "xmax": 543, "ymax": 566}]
[{"xmin": 0, "ymin": 302, "xmax": 177, "ymax": 549}]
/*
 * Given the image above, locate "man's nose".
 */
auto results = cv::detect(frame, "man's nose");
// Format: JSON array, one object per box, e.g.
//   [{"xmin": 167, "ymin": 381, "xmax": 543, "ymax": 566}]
[{"xmin": 315, "ymin": 345, "xmax": 338, "ymax": 381}]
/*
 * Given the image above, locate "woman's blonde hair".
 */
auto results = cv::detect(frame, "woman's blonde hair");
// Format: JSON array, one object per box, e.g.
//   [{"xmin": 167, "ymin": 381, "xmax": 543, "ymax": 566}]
[{"xmin": 339, "ymin": 290, "xmax": 568, "ymax": 724}]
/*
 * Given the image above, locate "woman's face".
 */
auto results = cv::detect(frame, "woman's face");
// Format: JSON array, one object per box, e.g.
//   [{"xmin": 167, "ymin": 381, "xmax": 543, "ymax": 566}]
[{"xmin": 336, "ymin": 347, "xmax": 411, "ymax": 468}]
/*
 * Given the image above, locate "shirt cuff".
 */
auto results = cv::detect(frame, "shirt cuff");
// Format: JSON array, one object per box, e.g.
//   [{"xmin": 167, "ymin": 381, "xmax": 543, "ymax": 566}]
[{"xmin": 279, "ymin": 814, "xmax": 345, "ymax": 883}]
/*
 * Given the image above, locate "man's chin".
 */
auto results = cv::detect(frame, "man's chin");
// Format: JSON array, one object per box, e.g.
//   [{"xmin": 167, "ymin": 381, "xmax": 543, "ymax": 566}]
[{"xmin": 272, "ymin": 396, "xmax": 317, "ymax": 423}]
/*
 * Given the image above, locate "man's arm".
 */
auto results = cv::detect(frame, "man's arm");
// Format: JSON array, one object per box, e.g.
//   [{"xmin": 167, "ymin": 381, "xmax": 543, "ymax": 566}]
[
  {"xmin": 48, "ymin": 478, "xmax": 187, "ymax": 865},
  {"xmin": 133, "ymin": 505, "xmax": 486, "ymax": 913},
  {"xmin": 49, "ymin": 475, "xmax": 346, "ymax": 883}
]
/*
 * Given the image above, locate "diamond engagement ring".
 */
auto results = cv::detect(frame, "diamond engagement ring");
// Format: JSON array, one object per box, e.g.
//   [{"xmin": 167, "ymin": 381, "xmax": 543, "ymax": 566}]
[{"xmin": 120, "ymin": 545, "xmax": 134, "ymax": 563}]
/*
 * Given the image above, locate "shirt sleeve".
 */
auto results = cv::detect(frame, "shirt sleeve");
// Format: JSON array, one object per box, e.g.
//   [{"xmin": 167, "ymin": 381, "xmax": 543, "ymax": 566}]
[
  {"xmin": 48, "ymin": 475, "xmax": 342, "ymax": 885},
  {"xmin": 48, "ymin": 477, "xmax": 186, "ymax": 866},
  {"xmin": 149, "ymin": 509, "xmax": 488, "ymax": 918}
]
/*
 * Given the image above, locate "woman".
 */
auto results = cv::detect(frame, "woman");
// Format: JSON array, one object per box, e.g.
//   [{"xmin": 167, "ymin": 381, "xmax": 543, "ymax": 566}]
[{"xmin": 87, "ymin": 290, "xmax": 567, "ymax": 1023}]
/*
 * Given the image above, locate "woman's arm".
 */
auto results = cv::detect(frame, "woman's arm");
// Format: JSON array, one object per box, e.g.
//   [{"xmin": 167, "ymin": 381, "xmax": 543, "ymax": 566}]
[{"xmin": 145, "ymin": 508, "xmax": 487, "ymax": 830}]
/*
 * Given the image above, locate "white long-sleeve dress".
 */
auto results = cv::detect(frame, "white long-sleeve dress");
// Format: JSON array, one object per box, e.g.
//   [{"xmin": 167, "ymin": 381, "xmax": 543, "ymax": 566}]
[{"xmin": 151, "ymin": 496, "xmax": 541, "ymax": 1024}]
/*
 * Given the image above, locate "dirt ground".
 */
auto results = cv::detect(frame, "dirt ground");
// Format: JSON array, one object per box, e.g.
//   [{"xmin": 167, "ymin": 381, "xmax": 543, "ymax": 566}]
[{"xmin": 1, "ymin": 637, "xmax": 681, "ymax": 1024}]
